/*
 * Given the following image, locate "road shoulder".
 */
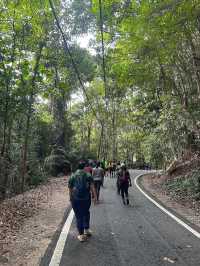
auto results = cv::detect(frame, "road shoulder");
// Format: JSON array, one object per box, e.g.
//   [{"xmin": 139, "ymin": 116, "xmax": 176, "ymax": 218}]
[
  {"xmin": 0, "ymin": 177, "xmax": 70, "ymax": 266},
  {"xmin": 137, "ymin": 173, "xmax": 200, "ymax": 235}
]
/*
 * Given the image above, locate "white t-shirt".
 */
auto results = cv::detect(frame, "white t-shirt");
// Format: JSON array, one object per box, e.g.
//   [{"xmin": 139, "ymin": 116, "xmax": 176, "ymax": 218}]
[{"xmin": 92, "ymin": 167, "xmax": 104, "ymax": 181}]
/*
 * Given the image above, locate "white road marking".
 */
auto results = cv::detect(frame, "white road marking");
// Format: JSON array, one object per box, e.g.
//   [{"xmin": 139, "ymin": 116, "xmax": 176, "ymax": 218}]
[
  {"xmin": 135, "ymin": 174, "xmax": 200, "ymax": 239},
  {"xmin": 49, "ymin": 209, "xmax": 74, "ymax": 266}
]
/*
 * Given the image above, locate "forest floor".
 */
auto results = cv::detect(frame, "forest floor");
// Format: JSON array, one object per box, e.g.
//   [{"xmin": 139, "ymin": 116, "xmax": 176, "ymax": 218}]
[
  {"xmin": 0, "ymin": 177, "xmax": 69, "ymax": 266},
  {"xmin": 141, "ymin": 170, "xmax": 200, "ymax": 229}
]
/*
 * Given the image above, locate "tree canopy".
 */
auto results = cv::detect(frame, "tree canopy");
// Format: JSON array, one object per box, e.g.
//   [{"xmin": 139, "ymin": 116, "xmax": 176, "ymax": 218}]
[{"xmin": 0, "ymin": 0, "xmax": 200, "ymax": 199}]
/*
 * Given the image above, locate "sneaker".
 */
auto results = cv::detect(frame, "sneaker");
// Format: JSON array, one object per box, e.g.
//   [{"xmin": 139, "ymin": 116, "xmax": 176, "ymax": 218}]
[
  {"xmin": 122, "ymin": 199, "xmax": 126, "ymax": 205},
  {"xmin": 126, "ymin": 199, "xmax": 129, "ymax": 205},
  {"xmin": 77, "ymin": 234, "xmax": 86, "ymax": 242},
  {"xmin": 84, "ymin": 229, "xmax": 92, "ymax": 237}
]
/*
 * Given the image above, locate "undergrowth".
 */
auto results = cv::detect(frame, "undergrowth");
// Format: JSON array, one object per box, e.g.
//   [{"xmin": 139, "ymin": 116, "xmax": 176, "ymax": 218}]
[{"xmin": 164, "ymin": 168, "xmax": 200, "ymax": 201}]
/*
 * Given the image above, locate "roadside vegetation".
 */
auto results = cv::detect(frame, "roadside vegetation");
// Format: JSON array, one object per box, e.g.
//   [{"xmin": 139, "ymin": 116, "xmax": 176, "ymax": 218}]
[
  {"xmin": 144, "ymin": 154, "xmax": 200, "ymax": 212},
  {"xmin": 165, "ymin": 161, "xmax": 200, "ymax": 202},
  {"xmin": 165, "ymin": 171, "xmax": 200, "ymax": 201},
  {"xmin": 0, "ymin": 0, "xmax": 200, "ymax": 203}
]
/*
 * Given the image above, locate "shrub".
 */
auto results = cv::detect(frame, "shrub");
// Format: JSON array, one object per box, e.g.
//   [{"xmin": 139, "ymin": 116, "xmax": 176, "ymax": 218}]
[{"xmin": 165, "ymin": 168, "xmax": 200, "ymax": 200}]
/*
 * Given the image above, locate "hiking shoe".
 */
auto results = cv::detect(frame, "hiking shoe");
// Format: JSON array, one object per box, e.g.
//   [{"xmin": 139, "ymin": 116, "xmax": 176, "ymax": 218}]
[
  {"xmin": 84, "ymin": 229, "xmax": 92, "ymax": 237},
  {"xmin": 77, "ymin": 234, "xmax": 86, "ymax": 242}
]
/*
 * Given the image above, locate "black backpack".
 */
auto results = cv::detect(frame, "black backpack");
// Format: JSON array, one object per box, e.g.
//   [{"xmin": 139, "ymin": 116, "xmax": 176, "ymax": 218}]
[{"xmin": 73, "ymin": 172, "xmax": 90, "ymax": 200}]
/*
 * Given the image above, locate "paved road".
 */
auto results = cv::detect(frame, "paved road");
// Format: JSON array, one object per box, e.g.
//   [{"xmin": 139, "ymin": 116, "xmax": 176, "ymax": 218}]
[{"xmin": 56, "ymin": 170, "xmax": 200, "ymax": 265}]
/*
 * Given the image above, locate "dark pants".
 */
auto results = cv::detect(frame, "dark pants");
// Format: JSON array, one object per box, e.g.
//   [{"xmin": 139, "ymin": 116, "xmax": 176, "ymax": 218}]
[
  {"xmin": 117, "ymin": 180, "xmax": 121, "ymax": 194},
  {"xmin": 109, "ymin": 168, "xmax": 112, "ymax": 178},
  {"xmin": 120, "ymin": 183, "xmax": 129, "ymax": 200},
  {"xmin": 94, "ymin": 180, "xmax": 101, "ymax": 200},
  {"xmin": 71, "ymin": 198, "xmax": 91, "ymax": 235}
]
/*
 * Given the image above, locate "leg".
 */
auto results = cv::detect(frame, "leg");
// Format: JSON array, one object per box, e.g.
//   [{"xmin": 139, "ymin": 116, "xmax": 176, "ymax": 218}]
[
  {"xmin": 124, "ymin": 185, "xmax": 129, "ymax": 205},
  {"xmin": 94, "ymin": 181, "xmax": 99, "ymax": 200},
  {"xmin": 71, "ymin": 199, "xmax": 84, "ymax": 235},
  {"xmin": 83, "ymin": 199, "xmax": 91, "ymax": 230},
  {"xmin": 117, "ymin": 180, "xmax": 120, "ymax": 194},
  {"xmin": 95, "ymin": 181, "xmax": 101, "ymax": 200},
  {"xmin": 120, "ymin": 184, "xmax": 126, "ymax": 204},
  {"xmin": 106, "ymin": 169, "xmax": 108, "ymax": 177},
  {"xmin": 117, "ymin": 183, "xmax": 121, "ymax": 194},
  {"xmin": 111, "ymin": 169, "xmax": 113, "ymax": 178},
  {"xmin": 97, "ymin": 181, "xmax": 101, "ymax": 200},
  {"xmin": 101, "ymin": 176, "xmax": 104, "ymax": 187}
]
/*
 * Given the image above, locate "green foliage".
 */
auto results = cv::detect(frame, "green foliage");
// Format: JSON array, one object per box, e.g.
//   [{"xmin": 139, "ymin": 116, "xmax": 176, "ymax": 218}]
[
  {"xmin": 28, "ymin": 164, "xmax": 48, "ymax": 187},
  {"xmin": 0, "ymin": 0, "xmax": 98, "ymax": 198},
  {"xmin": 44, "ymin": 146, "xmax": 70, "ymax": 175},
  {"xmin": 165, "ymin": 169, "xmax": 200, "ymax": 200},
  {"xmin": 1, "ymin": 0, "xmax": 200, "ymax": 199},
  {"xmin": 64, "ymin": 0, "xmax": 95, "ymax": 35},
  {"xmin": 87, "ymin": 0, "xmax": 200, "ymax": 166}
]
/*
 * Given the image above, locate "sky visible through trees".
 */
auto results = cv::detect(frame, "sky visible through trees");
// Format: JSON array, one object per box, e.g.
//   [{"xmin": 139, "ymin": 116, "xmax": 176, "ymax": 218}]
[{"xmin": 0, "ymin": 0, "xmax": 200, "ymax": 199}]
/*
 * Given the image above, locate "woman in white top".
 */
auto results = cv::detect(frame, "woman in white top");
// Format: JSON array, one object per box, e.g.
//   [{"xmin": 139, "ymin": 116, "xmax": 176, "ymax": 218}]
[{"xmin": 92, "ymin": 161, "xmax": 104, "ymax": 202}]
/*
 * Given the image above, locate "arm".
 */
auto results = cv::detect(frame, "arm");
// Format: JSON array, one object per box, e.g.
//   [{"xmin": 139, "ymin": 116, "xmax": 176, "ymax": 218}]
[
  {"xmin": 101, "ymin": 168, "xmax": 105, "ymax": 179},
  {"xmin": 127, "ymin": 171, "xmax": 132, "ymax": 186},
  {"xmin": 90, "ymin": 183, "xmax": 97, "ymax": 204},
  {"xmin": 68, "ymin": 175, "xmax": 74, "ymax": 201},
  {"xmin": 68, "ymin": 187, "xmax": 73, "ymax": 201}
]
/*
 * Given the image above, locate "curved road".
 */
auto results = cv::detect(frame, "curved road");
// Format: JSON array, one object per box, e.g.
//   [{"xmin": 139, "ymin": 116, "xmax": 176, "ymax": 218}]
[{"xmin": 45, "ymin": 170, "xmax": 200, "ymax": 266}]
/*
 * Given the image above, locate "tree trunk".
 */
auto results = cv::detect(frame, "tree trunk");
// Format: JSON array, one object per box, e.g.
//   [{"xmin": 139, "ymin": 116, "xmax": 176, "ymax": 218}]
[
  {"xmin": 21, "ymin": 42, "xmax": 44, "ymax": 192},
  {"xmin": 97, "ymin": 124, "xmax": 104, "ymax": 159},
  {"xmin": 87, "ymin": 123, "xmax": 92, "ymax": 152},
  {"xmin": 1, "ymin": 20, "xmax": 16, "ymax": 156}
]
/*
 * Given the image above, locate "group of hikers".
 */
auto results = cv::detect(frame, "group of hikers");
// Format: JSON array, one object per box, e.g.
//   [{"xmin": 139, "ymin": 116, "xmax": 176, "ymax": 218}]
[{"xmin": 68, "ymin": 159, "xmax": 131, "ymax": 242}]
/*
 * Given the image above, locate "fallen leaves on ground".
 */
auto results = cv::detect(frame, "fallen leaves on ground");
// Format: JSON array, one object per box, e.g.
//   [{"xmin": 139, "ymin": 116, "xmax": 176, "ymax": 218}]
[{"xmin": 0, "ymin": 178, "xmax": 66, "ymax": 256}]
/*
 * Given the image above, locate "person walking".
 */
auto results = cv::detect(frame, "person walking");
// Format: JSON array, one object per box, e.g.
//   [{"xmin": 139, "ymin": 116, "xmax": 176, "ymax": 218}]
[
  {"xmin": 92, "ymin": 161, "xmax": 104, "ymax": 202},
  {"xmin": 68, "ymin": 161, "xmax": 97, "ymax": 242},
  {"xmin": 108, "ymin": 162, "xmax": 112, "ymax": 178},
  {"xmin": 112, "ymin": 161, "xmax": 117, "ymax": 178},
  {"xmin": 116, "ymin": 161, "xmax": 121, "ymax": 194},
  {"xmin": 84, "ymin": 160, "xmax": 93, "ymax": 175},
  {"xmin": 118, "ymin": 163, "xmax": 132, "ymax": 205}
]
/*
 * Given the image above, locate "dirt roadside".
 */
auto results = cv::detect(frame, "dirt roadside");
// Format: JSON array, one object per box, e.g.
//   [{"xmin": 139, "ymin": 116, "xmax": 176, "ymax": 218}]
[
  {"xmin": 140, "ymin": 174, "xmax": 200, "ymax": 229},
  {"xmin": 0, "ymin": 177, "xmax": 69, "ymax": 266}
]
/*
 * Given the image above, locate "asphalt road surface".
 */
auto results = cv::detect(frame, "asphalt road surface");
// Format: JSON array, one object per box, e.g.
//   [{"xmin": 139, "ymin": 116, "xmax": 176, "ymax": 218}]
[{"xmin": 50, "ymin": 170, "xmax": 200, "ymax": 266}]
